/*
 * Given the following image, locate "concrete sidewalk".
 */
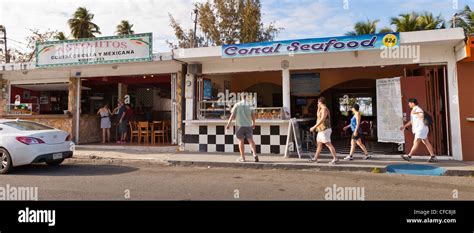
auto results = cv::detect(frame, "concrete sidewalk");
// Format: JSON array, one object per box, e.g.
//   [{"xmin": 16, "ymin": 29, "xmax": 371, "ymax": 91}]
[{"xmin": 70, "ymin": 148, "xmax": 474, "ymax": 176}]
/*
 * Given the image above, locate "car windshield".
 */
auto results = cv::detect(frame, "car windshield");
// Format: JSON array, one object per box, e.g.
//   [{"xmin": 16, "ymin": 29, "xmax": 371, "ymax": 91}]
[{"xmin": 2, "ymin": 121, "xmax": 54, "ymax": 131}]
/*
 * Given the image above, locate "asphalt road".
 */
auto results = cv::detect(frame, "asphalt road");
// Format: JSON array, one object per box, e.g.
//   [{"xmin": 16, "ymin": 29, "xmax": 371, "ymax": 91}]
[{"xmin": 1, "ymin": 161, "xmax": 474, "ymax": 200}]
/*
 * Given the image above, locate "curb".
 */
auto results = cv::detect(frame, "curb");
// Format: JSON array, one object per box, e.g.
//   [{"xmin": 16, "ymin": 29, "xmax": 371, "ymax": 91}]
[
  {"xmin": 65, "ymin": 157, "xmax": 474, "ymax": 177},
  {"xmin": 167, "ymin": 160, "xmax": 387, "ymax": 173},
  {"xmin": 66, "ymin": 157, "xmax": 169, "ymax": 166}
]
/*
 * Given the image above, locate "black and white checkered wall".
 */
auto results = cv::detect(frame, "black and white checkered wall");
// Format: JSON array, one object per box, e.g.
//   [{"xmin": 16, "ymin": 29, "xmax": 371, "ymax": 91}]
[{"xmin": 184, "ymin": 124, "xmax": 289, "ymax": 154}]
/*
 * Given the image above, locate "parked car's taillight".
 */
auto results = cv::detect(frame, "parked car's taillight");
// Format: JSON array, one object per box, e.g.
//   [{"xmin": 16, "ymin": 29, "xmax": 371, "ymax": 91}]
[
  {"xmin": 16, "ymin": 137, "xmax": 45, "ymax": 145},
  {"xmin": 65, "ymin": 134, "xmax": 72, "ymax": 141}
]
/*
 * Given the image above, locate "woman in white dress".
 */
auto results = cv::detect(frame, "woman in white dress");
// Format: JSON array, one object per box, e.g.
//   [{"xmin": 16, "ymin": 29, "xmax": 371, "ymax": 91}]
[
  {"xmin": 97, "ymin": 104, "xmax": 113, "ymax": 144},
  {"xmin": 400, "ymin": 98, "xmax": 437, "ymax": 162}
]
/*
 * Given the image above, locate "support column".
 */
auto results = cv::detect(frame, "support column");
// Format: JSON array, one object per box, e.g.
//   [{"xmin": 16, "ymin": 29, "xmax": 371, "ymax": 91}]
[
  {"xmin": 446, "ymin": 59, "xmax": 463, "ymax": 161},
  {"xmin": 176, "ymin": 68, "xmax": 185, "ymax": 150},
  {"xmin": 0, "ymin": 76, "xmax": 8, "ymax": 116},
  {"xmin": 118, "ymin": 83, "xmax": 128, "ymax": 103},
  {"xmin": 68, "ymin": 77, "xmax": 81, "ymax": 144},
  {"xmin": 282, "ymin": 64, "xmax": 291, "ymax": 118},
  {"xmin": 185, "ymin": 73, "xmax": 195, "ymax": 120}
]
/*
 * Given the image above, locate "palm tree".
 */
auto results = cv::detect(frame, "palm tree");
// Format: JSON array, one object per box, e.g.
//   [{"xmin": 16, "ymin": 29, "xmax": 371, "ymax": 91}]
[
  {"xmin": 116, "ymin": 20, "xmax": 135, "ymax": 35},
  {"xmin": 418, "ymin": 12, "xmax": 445, "ymax": 30},
  {"xmin": 345, "ymin": 19, "xmax": 380, "ymax": 36},
  {"xmin": 54, "ymin": 32, "xmax": 67, "ymax": 40},
  {"xmin": 379, "ymin": 27, "xmax": 394, "ymax": 33},
  {"xmin": 451, "ymin": 5, "xmax": 474, "ymax": 36},
  {"xmin": 391, "ymin": 12, "xmax": 420, "ymax": 32},
  {"xmin": 68, "ymin": 7, "xmax": 101, "ymax": 38}
]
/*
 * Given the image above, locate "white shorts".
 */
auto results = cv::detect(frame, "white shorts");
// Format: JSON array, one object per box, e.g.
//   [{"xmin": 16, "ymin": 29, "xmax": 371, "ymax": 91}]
[
  {"xmin": 413, "ymin": 126, "xmax": 429, "ymax": 140},
  {"xmin": 316, "ymin": 128, "xmax": 332, "ymax": 143}
]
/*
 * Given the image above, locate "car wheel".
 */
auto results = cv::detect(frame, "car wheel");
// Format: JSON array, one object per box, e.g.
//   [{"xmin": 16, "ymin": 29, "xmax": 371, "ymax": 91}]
[
  {"xmin": 0, "ymin": 148, "xmax": 13, "ymax": 174},
  {"xmin": 46, "ymin": 159, "xmax": 65, "ymax": 166}
]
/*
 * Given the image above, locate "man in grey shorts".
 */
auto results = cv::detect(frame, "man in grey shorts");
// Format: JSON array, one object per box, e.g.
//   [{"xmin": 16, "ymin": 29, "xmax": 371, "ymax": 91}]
[{"xmin": 226, "ymin": 93, "xmax": 259, "ymax": 162}]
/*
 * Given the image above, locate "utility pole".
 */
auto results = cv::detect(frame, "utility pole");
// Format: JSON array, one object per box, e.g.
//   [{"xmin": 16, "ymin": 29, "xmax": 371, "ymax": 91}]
[
  {"xmin": 192, "ymin": 8, "xmax": 198, "ymax": 48},
  {"xmin": 0, "ymin": 25, "xmax": 8, "ymax": 63}
]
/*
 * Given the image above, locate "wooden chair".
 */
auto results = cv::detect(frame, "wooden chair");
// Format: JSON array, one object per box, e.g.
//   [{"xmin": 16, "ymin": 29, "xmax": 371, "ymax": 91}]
[
  {"xmin": 137, "ymin": 121, "xmax": 150, "ymax": 144},
  {"xmin": 151, "ymin": 121, "xmax": 164, "ymax": 144},
  {"xmin": 129, "ymin": 121, "xmax": 139, "ymax": 143},
  {"xmin": 163, "ymin": 120, "xmax": 172, "ymax": 143}
]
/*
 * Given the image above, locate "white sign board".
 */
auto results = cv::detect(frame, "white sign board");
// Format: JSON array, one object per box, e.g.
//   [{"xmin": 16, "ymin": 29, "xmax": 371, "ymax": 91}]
[
  {"xmin": 36, "ymin": 33, "xmax": 153, "ymax": 67},
  {"xmin": 376, "ymin": 77, "xmax": 405, "ymax": 143},
  {"xmin": 284, "ymin": 118, "xmax": 303, "ymax": 158}
]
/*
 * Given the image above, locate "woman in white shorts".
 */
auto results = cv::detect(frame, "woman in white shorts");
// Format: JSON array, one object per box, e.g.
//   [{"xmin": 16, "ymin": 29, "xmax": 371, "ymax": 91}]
[
  {"xmin": 309, "ymin": 97, "xmax": 338, "ymax": 164},
  {"xmin": 400, "ymin": 98, "xmax": 436, "ymax": 162}
]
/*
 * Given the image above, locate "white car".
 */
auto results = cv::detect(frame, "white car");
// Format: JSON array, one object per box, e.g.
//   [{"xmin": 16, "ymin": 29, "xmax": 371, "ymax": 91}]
[{"xmin": 0, "ymin": 119, "xmax": 74, "ymax": 174}]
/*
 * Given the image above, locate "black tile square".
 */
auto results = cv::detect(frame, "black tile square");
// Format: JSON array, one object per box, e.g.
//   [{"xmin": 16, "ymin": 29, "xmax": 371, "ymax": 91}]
[
  {"xmin": 216, "ymin": 144, "xmax": 225, "ymax": 152},
  {"xmin": 184, "ymin": 135, "xmax": 199, "ymax": 143},
  {"xmin": 255, "ymin": 145, "xmax": 261, "ymax": 154},
  {"xmin": 225, "ymin": 135, "xmax": 234, "ymax": 144},
  {"xmin": 216, "ymin": 126, "xmax": 225, "ymax": 135},
  {"xmin": 270, "ymin": 145, "xmax": 280, "ymax": 154},
  {"xmin": 280, "ymin": 135, "xmax": 288, "ymax": 145},
  {"xmin": 261, "ymin": 135, "xmax": 270, "ymax": 145},
  {"xmin": 199, "ymin": 144, "xmax": 207, "ymax": 152},
  {"xmin": 208, "ymin": 135, "xmax": 216, "ymax": 144},
  {"xmin": 253, "ymin": 126, "xmax": 261, "ymax": 135},
  {"xmin": 234, "ymin": 145, "xmax": 240, "ymax": 153},
  {"xmin": 199, "ymin": 126, "xmax": 207, "ymax": 134},
  {"xmin": 270, "ymin": 125, "xmax": 280, "ymax": 135}
]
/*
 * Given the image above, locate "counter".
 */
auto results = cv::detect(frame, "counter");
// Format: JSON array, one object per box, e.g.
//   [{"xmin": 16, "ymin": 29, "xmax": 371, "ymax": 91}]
[{"xmin": 183, "ymin": 118, "xmax": 313, "ymax": 154}]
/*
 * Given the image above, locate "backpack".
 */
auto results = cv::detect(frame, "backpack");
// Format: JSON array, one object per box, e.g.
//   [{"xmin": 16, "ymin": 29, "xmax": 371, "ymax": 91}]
[{"xmin": 423, "ymin": 111, "xmax": 433, "ymax": 126}]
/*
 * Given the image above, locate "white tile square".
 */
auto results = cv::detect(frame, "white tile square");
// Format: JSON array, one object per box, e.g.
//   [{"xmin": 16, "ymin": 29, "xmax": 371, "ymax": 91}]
[
  {"xmin": 199, "ymin": 135, "xmax": 207, "ymax": 144},
  {"xmin": 270, "ymin": 135, "xmax": 280, "ymax": 145},
  {"xmin": 233, "ymin": 136, "xmax": 240, "ymax": 144},
  {"xmin": 208, "ymin": 125, "xmax": 216, "ymax": 135},
  {"xmin": 225, "ymin": 144, "xmax": 234, "ymax": 153},
  {"xmin": 280, "ymin": 145, "xmax": 287, "ymax": 155},
  {"xmin": 186, "ymin": 125, "xmax": 199, "ymax": 135},
  {"xmin": 216, "ymin": 135, "xmax": 225, "ymax": 144},
  {"xmin": 208, "ymin": 144, "xmax": 216, "ymax": 153},
  {"xmin": 261, "ymin": 125, "xmax": 270, "ymax": 135},
  {"xmin": 252, "ymin": 135, "xmax": 261, "ymax": 144},
  {"xmin": 261, "ymin": 145, "xmax": 271, "ymax": 154},
  {"xmin": 185, "ymin": 144, "xmax": 199, "ymax": 152}
]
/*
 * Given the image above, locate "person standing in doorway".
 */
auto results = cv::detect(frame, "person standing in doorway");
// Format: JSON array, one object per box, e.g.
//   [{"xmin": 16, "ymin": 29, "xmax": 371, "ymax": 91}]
[
  {"xmin": 97, "ymin": 103, "xmax": 113, "ymax": 144},
  {"xmin": 115, "ymin": 100, "xmax": 126, "ymax": 143},
  {"xmin": 226, "ymin": 93, "xmax": 259, "ymax": 162},
  {"xmin": 400, "ymin": 98, "xmax": 437, "ymax": 162},
  {"xmin": 119, "ymin": 104, "xmax": 134, "ymax": 143},
  {"xmin": 309, "ymin": 97, "xmax": 339, "ymax": 164},
  {"xmin": 343, "ymin": 104, "xmax": 371, "ymax": 160}
]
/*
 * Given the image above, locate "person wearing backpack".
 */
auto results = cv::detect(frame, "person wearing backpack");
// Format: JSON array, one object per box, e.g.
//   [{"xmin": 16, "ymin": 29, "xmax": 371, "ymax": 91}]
[{"xmin": 399, "ymin": 98, "xmax": 437, "ymax": 162}]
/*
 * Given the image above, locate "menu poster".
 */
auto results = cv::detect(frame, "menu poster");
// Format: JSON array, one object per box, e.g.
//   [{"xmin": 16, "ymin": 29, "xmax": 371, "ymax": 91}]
[{"xmin": 376, "ymin": 77, "xmax": 405, "ymax": 144}]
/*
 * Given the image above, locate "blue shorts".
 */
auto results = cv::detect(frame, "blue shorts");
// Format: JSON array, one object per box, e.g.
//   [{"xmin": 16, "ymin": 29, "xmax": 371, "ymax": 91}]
[
  {"xmin": 235, "ymin": 127, "xmax": 253, "ymax": 140},
  {"xmin": 119, "ymin": 121, "xmax": 128, "ymax": 134}
]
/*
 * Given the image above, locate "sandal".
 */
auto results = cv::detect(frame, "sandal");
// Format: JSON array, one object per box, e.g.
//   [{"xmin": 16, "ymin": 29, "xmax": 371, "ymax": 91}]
[
  {"xmin": 401, "ymin": 154, "xmax": 411, "ymax": 161},
  {"xmin": 308, "ymin": 158, "xmax": 319, "ymax": 163},
  {"xmin": 236, "ymin": 157, "xmax": 246, "ymax": 162},
  {"xmin": 363, "ymin": 154, "xmax": 372, "ymax": 160},
  {"xmin": 329, "ymin": 159, "xmax": 339, "ymax": 165},
  {"xmin": 253, "ymin": 156, "xmax": 259, "ymax": 162},
  {"xmin": 428, "ymin": 156, "xmax": 438, "ymax": 163}
]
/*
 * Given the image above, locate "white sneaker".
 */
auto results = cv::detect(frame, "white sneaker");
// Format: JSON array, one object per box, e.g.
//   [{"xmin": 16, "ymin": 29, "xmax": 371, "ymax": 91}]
[{"xmin": 344, "ymin": 155, "xmax": 354, "ymax": 161}]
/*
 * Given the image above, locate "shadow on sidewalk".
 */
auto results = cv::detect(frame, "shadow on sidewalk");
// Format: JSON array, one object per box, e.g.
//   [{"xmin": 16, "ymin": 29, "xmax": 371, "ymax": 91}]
[{"xmin": 9, "ymin": 163, "xmax": 139, "ymax": 176}]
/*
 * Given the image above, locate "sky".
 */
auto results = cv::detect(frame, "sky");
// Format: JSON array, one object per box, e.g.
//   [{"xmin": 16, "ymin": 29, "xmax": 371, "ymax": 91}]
[{"xmin": 1, "ymin": 0, "xmax": 473, "ymax": 53}]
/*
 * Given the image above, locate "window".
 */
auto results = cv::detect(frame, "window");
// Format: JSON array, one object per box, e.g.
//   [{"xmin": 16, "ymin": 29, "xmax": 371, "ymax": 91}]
[{"xmin": 2, "ymin": 121, "xmax": 54, "ymax": 131}]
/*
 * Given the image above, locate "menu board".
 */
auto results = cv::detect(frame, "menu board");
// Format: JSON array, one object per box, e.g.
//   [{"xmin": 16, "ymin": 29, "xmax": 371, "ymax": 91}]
[
  {"xmin": 203, "ymin": 79, "xmax": 212, "ymax": 100},
  {"xmin": 376, "ymin": 77, "xmax": 405, "ymax": 143},
  {"xmin": 291, "ymin": 73, "xmax": 320, "ymax": 96}
]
